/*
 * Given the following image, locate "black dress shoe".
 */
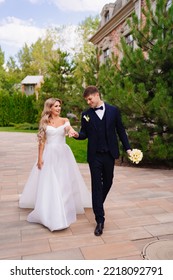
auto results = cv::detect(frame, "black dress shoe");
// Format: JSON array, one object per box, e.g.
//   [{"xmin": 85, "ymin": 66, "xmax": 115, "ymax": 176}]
[{"xmin": 94, "ymin": 223, "xmax": 104, "ymax": 236}]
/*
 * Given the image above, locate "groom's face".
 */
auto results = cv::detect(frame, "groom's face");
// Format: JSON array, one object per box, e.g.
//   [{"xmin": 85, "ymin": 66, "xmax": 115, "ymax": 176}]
[{"xmin": 85, "ymin": 92, "xmax": 100, "ymax": 108}]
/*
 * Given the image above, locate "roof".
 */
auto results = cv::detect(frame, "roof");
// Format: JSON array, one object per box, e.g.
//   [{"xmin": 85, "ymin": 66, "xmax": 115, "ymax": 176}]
[
  {"xmin": 90, "ymin": 0, "xmax": 135, "ymax": 44},
  {"xmin": 21, "ymin": 75, "xmax": 44, "ymax": 85},
  {"xmin": 113, "ymin": 0, "xmax": 123, "ymax": 15}
]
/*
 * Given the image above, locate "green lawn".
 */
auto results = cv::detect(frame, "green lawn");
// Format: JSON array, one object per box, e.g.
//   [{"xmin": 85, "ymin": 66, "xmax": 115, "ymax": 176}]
[
  {"xmin": 66, "ymin": 137, "xmax": 87, "ymax": 163},
  {"xmin": 0, "ymin": 127, "xmax": 37, "ymax": 133},
  {"xmin": 0, "ymin": 127, "xmax": 87, "ymax": 163}
]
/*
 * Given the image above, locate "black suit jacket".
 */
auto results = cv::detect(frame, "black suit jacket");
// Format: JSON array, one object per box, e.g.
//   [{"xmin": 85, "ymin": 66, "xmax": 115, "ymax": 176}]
[{"xmin": 77, "ymin": 103, "xmax": 131, "ymax": 162}]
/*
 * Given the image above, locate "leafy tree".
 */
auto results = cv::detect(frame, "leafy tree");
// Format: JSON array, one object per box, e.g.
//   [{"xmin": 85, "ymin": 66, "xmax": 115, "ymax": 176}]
[
  {"xmin": 16, "ymin": 31, "xmax": 58, "ymax": 77},
  {"xmin": 0, "ymin": 92, "xmax": 11, "ymax": 126},
  {"xmin": 17, "ymin": 43, "xmax": 32, "ymax": 77},
  {"xmin": 30, "ymin": 32, "xmax": 58, "ymax": 75},
  {"xmin": 0, "ymin": 91, "xmax": 37, "ymax": 126},
  {"xmin": 5, "ymin": 56, "xmax": 22, "ymax": 94},
  {"xmin": 0, "ymin": 47, "xmax": 6, "ymax": 91},
  {"xmin": 0, "ymin": 47, "xmax": 20, "ymax": 96},
  {"xmin": 73, "ymin": 16, "xmax": 100, "ymax": 95}
]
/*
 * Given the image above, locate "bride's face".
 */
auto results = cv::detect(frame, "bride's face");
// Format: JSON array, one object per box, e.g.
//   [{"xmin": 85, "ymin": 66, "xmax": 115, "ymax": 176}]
[{"xmin": 51, "ymin": 101, "xmax": 61, "ymax": 117}]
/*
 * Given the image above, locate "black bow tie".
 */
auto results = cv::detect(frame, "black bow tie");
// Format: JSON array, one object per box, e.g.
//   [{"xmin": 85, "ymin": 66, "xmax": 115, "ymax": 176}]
[{"xmin": 93, "ymin": 106, "xmax": 103, "ymax": 111}]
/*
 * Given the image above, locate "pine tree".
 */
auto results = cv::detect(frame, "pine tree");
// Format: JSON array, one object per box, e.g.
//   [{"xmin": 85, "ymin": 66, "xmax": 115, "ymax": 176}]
[
  {"xmin": 38, "ymin": 49, "xmax": 75, "ymax": 118},
  {"xmin": 98, "ymin": 0, "xmax": 173, "ymax": 166}
]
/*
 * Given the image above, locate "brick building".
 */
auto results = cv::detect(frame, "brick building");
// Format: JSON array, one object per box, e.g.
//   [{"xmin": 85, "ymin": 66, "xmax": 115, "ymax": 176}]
[{"xmin": 90, "ymin": 0, "xmax": 144, "ymax": 63}]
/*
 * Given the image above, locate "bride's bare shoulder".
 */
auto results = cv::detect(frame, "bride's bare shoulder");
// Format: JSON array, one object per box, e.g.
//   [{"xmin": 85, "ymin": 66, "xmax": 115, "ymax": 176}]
[{"xmin": 61, "ymin": 117, "xmax": 69, "ymax": 124}]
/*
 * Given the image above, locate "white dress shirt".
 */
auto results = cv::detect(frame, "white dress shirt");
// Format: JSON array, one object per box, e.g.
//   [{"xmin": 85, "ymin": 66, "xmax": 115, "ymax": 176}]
[{"xmin": 94, "ymin": 102, "xmax": 105, "ymax": 120}]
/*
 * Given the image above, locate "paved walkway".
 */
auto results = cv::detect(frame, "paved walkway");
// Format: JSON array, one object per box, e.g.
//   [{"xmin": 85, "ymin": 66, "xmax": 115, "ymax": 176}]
[{"xmin": 0, "ymin": 132, "xmax": 173, "ymax": 260}]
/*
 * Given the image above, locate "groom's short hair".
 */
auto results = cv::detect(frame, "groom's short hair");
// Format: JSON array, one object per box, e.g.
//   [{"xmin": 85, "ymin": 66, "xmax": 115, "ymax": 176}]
[{"xmin": 83, "ymin": 86, "xmax": 100, "ymax": 98}]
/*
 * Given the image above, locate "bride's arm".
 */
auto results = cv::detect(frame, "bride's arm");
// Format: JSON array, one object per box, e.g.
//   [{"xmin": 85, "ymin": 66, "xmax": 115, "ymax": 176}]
[
  {"xmin": 37, "ymin": 141, "xmax": 45, "ymax": 169},
  {"xmin": 64, "ymin": 118, "xmax": 77, "ymax": 137}
]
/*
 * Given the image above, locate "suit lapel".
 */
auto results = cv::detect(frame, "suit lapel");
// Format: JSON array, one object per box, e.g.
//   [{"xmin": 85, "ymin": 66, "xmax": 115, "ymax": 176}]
[{"xmin": 105, "ymin": 103, "xmax": 112, "ymax": 130}]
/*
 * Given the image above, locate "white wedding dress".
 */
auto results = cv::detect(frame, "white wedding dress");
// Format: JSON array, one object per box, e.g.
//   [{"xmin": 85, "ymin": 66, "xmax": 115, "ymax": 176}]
[{"xmin": 19, "ymin": 121, "xmax": 91, "ymax": 231}]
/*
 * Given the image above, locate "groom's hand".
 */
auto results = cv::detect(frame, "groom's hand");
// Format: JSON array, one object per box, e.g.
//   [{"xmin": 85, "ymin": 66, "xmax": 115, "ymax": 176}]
[
  {"xmin": 68, "ymin": 128, "xmax": 79, "ymax": 138},
  {"xmin": 72, "ymin": 131, "xmax": 79, "ymax": 138},
  {"xmin": 126, "ymin": 149, "xmax": 132, "ymax": 156}
]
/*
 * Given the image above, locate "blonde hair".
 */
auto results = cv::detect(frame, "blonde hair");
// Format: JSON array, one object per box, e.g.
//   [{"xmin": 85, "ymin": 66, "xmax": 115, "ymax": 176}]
[{"xmin": 37, "ymin": 97, "xmax": 62, "ymax": 143}]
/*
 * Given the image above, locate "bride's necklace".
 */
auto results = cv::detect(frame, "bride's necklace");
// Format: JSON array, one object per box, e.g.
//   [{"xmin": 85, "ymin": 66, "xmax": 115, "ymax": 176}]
[{"xmin": 50, "ymin": 117, "xmax": 59, "ymax": 125}]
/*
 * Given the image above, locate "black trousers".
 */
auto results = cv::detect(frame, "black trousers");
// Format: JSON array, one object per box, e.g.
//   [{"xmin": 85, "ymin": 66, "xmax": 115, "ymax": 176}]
[{"xmin": 89, "ymin": 151, "xmax": 115, "ymax": 224}]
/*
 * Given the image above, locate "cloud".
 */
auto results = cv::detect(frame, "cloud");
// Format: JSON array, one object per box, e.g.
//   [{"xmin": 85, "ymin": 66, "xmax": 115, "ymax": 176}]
[
  {"xmin": 29, "ymin": 0, "xmax": 110, "ymax": 12},
  {"xmin": 0, "ymin": 17, "xmax": 46, "ymax": 49},
  {"xmin": 0, "ymin": 16, "xmax": 81, "ymax": 61},
  {"xmin": 52, "ymin": 0, "xmax": 110, "ymax": 12},
  {"xmin": 29, "ymin": 0, "xmax": 44, "ymax": 3},
  {"xmin": 1, "ymin": 0, "xmax": 110, "ymax": 60},
  {"xmin": 0, "ymin": 17, "xmax": 46, "ymax": 60}
]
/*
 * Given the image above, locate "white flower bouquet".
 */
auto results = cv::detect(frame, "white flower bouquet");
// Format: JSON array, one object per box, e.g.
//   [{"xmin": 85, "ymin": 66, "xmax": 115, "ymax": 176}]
[{"xmin": 128, "ymin": 149, "xmax": 143, "ymax": 164}]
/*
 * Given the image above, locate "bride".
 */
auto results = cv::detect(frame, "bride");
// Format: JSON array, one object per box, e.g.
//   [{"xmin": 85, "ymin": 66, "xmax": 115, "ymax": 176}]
[{"xmin": 19, "ymin": 97, "xmax": 91, "ymax": 231}]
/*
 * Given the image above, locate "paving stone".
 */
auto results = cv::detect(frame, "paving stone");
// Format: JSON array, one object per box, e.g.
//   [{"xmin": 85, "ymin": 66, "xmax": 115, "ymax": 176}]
[
  {"xmin": 80, "ymin": 241, "xmax": 140, "ymax": 260},
  {"xmin": 0, "ymin": 239, "xmax": 51, "ymax": 259},
  {"xmin": 0, "ymin": 132, "xmax": 173, "ymax": 260},
  {"xmin": 22, "ymin": 248, "xmax": 84, "ymax": 260},
  {"xmin": 49, "ymin": 233, "xmax": 104, "ymax": 251}
]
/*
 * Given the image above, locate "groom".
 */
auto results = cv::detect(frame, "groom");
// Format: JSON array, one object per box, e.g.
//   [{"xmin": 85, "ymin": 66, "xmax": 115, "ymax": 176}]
[{"xmin": 73, "ymin": 86, "xmax": 131, "ymax": 236}]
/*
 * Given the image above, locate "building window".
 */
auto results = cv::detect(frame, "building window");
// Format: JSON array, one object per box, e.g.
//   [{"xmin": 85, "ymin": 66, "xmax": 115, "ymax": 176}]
[
  {"xmin": 103, "ymin": 48, "xmax": 110, "ymax": 61},
  {"xmin": 29, "ymin": 85, "xmax": 34, "ymax": 92},
  {"xmin": 125, "ymin": 34, "xmax": 134, "ymax": 48},
  {"xmin": 105, "ymin": 11, "xmax": 110, "ymax": 23}
]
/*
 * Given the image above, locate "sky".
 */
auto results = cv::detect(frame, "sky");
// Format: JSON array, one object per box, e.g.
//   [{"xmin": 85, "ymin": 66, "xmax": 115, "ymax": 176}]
[{"xmin": 0, "ymin": 0, "xmax": 112, "ymax": 62}]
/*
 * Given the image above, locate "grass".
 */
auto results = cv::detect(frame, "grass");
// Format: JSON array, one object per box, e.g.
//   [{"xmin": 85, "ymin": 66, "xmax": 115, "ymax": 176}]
[
  {"xmin": 66, "ymin": 137, "xmax": 87, "ymax": 163},
  {"xmin": 0, "ymin": 127, "xmax": 37, "ymax": 133},
  {"xmin": 0, "ymin": 127, "xmax": 87, "ymax": 163}
]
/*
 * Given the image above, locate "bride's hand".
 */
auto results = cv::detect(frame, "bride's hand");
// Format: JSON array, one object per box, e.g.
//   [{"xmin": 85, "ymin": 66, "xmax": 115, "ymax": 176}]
[
  {"xmin": 37, "ymin": 160, "xmax": 44, "ymax": 169},
  {"xmin": 68, "ymin": 127, "xmax": 77, "ymax": 138}
]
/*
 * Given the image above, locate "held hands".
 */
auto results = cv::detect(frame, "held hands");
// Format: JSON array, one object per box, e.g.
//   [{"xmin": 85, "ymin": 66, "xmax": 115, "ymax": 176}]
[{"xmin": 67, "ymin": 127, "xmax": 79, "ymax": 138}]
